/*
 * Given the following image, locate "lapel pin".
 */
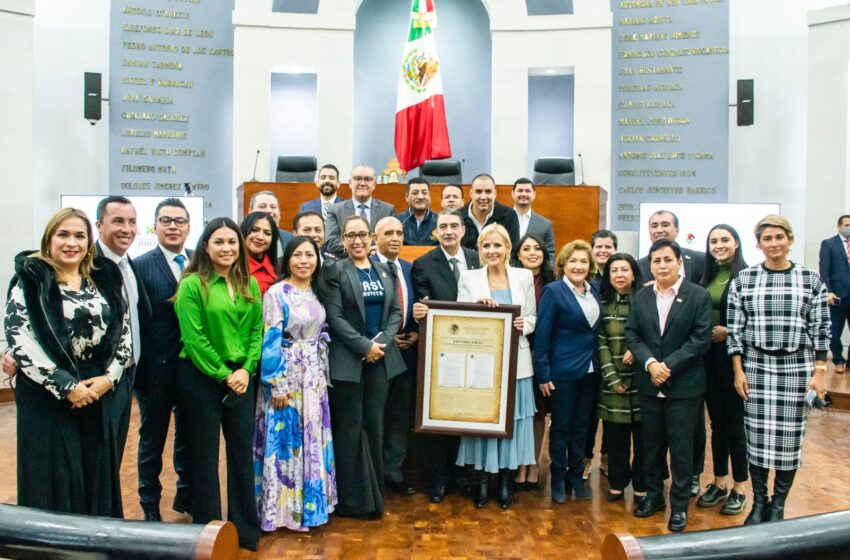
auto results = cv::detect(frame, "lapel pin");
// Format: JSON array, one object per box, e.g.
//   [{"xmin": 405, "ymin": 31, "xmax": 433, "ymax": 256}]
[
  {"xmin": 381, "ymin": 272, "xmax": 387, "ymax": 278},
  {"xmin": 676, "ymin": 298, "xmax": 683, "ymax": 303}
]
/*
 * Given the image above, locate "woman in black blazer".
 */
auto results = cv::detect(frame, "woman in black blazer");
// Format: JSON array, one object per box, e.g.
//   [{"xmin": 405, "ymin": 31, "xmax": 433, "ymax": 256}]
[
  {"xmin": 697, "ymin": 225, "xmax": 749, "ymax": 515},
  {"xmin": 318, "ymin": 215, "xmax": 404, "ymax": 519}
]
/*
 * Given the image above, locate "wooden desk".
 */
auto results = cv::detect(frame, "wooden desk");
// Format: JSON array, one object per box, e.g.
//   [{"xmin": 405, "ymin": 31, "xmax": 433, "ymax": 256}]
[{"xmin": 238, "ymin": 182, "xmax": 607, "ymax": 255}]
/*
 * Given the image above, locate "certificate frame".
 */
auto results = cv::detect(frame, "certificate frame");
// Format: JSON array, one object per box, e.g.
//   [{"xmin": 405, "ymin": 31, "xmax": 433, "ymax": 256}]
[{"xmin": 414, "ymin": 300, "xmax": 520, "ymax": 439}]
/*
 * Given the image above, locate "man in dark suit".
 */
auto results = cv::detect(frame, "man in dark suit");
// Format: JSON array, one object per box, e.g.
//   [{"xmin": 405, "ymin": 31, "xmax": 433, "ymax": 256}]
[
  {"xmin": 324, "ymin": 164, "xmax": 396, "ymax": 258},
  {"xmin": 298, "ymin": 163, "xmax": 344, "ymax": 222},
  {"xmin": 637, "ymin": 210, "xmax": 705, "ymax": 284},
  {"xmin": 94, "ymin": 196, "xmax": 153, "ymax": 471},
  {"xmin": 460, "ymin": 173, "xmax": 520, "ymax": 251},
  {"xmin": 248, "ymin": 190, "xmax": 294, "ymax": 254},
  {"xmin": 411, "ymin": 209, "xmax": 481, "ymax": 502},
  {"xmin": 625, "ymin": 239, "xmax": 711, "ymax": 533},
  {"xmin": 511, "ymin": 178, "xmax": 555, "ymax": 260},
  {"xmin": 133, "ymin": 198, "xmax": 193, "ymax": 521},
  {"xmin": 819, "ymin": 214, "xmax": 850, "ymax": 373},
  {"xmin": 372, "ymin": 217, "xmax": 418, "ymax": 496}
]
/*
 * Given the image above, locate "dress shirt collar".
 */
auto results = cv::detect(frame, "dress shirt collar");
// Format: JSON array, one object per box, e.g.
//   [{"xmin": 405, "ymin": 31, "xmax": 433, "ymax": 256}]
[
  {"xmin": 653, "ymin": 276, "xmax": 684, "ymax": 297},
  {"xmin": 98, "ymin": 241, "xmax": 127, "ymax": 265},
  {"xmin": 159, "ymin": 244, "xmax": 188, "ymax": 262},
  {"xmin": 514, "ymin": 207, "xmax": 533, "ymax": 218},
  {"xmin": 441, "ymin": 246, "xmax": 467, "ymax": 267},
  {"xmin": 564, "ymin": 278, "xmax": 591, "ymax": 297},
  {"xmin": 354, "ymin": 198, "xmax": 372, "ymax": 210},
  {"xmin": 375, "ymin": 252, "xmax": 397, "ymax": 265},
  {"xmin": 467, "ymin": 205, "xmax": 494, "ymax": 230}
]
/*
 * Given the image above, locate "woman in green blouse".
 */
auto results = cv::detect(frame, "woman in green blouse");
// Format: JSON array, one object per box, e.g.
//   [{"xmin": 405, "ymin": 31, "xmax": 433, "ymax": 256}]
[
  {"xmin": 175, "ymin": 217, "xmax": 262, "ymax": 551},
  {"xmin": 597, "ymin": 253, "xmax": 645, "ymax": 507}
]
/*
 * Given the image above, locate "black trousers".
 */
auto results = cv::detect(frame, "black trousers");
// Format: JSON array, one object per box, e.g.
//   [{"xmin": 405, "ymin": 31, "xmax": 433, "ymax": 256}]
[
  {"xmin": 548, "ymin": 375, "xmax": 595, "ymax": 478},
  {"xmin": 328, "ymin": 362, "xmax": 390, "ymax": 516},
  {"xmin": 583, "ymin": 369, "xmax": 606, "ymax": 459},
  {"xmin": 603, "ymin": 420, "xmax": 645, "ymax": 492},
  {"xmin": 422, "ymin": 434, "xmax": 462, "ymax": 486},
  {"xmin": 177, "ymin": 360, "xmax": 259, "ymax": 547},
  {"xmin": 113, "ymin": 365, "xmax": 135, "ymax": 467},
  {"xmin": 642, "ymin": 394, "xmax": 701, "ymax": 513},
  {"xmin": 135, "ymin": 381, "xmax": 192, "ymax": 511},
  {"xmin": 383, "ymin": 371, "xmax": 413, "ymax": 483},
  {"xmin": 829, "ymin": 297, "xmax": 850, "ymax": 364}
]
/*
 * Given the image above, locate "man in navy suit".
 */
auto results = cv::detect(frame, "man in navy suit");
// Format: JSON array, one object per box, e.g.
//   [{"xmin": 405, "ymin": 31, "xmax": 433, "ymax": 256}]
[
  {"xmin": 298, "ymin": 163, "xmax": 344, "ymax": 222},
  {"xmin": 133, "ymin": 198, "xmax": 194, "ymax": 521},
  {"xmin": 819, "ymin": 214, "xmax": 850, "ymax": 373},
  {"xmin": 94, "ymin": 196, "xmax": 153, "ymax": 476},
  {"xmin": 372, "ymin": 216, "xmax": 418, "ymax": 496}
]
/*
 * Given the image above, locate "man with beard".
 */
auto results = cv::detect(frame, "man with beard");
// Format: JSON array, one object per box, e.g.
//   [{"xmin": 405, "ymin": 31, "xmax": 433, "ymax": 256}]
[
  {"xmin": 512, "ymin": 178, "xmax": 555, "ymax": 262},
  {"xmin": 299, "ymin": 163, "xmax": 345, "ymax": 222}
]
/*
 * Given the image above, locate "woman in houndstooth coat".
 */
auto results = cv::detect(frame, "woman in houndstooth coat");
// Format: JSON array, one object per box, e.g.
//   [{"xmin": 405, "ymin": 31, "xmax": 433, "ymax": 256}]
[{"xmin": 727, "ymin": 215, "xmax": 830, "ymax": 526}]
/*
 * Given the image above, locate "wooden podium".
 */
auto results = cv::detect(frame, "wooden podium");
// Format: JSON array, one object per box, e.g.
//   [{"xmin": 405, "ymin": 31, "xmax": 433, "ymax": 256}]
[{"xmin": 238, "ymin": 182, "xmax": 607, "ymax": 258}]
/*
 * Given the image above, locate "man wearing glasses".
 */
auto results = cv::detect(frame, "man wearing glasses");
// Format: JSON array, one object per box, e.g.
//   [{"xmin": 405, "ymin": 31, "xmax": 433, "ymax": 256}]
[
  {"xmin": 324, "ymin": 164, "xmax": 396, "ymax": 258},
  {"xmin": 132, "ymin": 198, "xmax": 194, "ymax": 521}
]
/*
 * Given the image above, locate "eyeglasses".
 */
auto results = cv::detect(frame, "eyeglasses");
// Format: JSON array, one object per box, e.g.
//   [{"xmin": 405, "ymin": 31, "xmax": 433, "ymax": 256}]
[
  {"xmin": 351, "ymin": 176, "xmax": 375, "ymax": 184},
  {"xmin": 158, "ymin": 217, "xmax": 189, "ymax": 226},
  {"xmin": 343, "ymin": 231, "xmax": 371, "ymax": 241}
]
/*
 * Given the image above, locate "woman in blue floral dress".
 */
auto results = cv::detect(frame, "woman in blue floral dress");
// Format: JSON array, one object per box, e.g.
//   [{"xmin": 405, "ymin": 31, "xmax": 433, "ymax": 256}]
[{"xmin": 254, "ymin": 236, "xmax": 337, "ymax": 531}]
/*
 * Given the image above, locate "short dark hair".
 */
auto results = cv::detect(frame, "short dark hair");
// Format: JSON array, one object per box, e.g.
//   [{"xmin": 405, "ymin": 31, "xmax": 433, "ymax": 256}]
[
  {"xmin": 436, "ymin": 208, "xmax": 465, "ymax": 225},
  {"xmin": 512, "ymin": 177, "xmax": 534, "ymax": 191},
  {"xmin": 406, "ymin": 177, "xmax": 430, "ymax": 193},
  {"xmin": 648, "ymin": 238, "xmax": 682, "ymax": 261},
  {"xmin": 293, "ymin": 210, "xmax": 323, "ymax": 231},
  {"xmin": 650, "ymin": 209, "xmax": 679, "ymax": 229},
  {"xmin": 318, "ymin": 163, "xmax": 339, "ymax": 178},
  {"xmin": 96, "ymin": 195, "xmax": 132, "ymax": 222},
  {"xmin": 154, "ymin": 197, "xmax": 188, "ymax": 221},
  {"xmin": 471, "ymin": 172, "xmax": 495, "ymax": 185},
  {"xmin": 591, "ymin": 229, "xmax": 618, "ymax": 249},
  {"xmin": 838, "ymin": 215, "xmax": 850, "ymax": 226}
]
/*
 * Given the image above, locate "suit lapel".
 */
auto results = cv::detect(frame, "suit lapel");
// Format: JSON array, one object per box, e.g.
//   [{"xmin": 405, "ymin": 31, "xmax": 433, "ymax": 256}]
[
  {"xmin": 647, "ymin": 288, "xmax": 662, "ymax": 338},
  {"xmin": 153, "ymin": 247, "xmax": 178, "ymax": 291},
  {"xmin": 835, "ymin": 236, "xmax": 850, "ymax": 272},
  {"xmin": 433, "ymin": 250, "xmax": 457, "ymax": 297},
  {"xmin": 661, "ymin": 283, "xmax": 686, "ymax": 338},
  {"xmin": 560, "ymin": 281, "xmax": 594, "ymax": 329},
  {"xmin": 376, "ymin": 262, "xmax": 394, "ymax": 325},
  {"xmin": 343, "ymin": 260, "xmax": 365, "ymax": 319}
]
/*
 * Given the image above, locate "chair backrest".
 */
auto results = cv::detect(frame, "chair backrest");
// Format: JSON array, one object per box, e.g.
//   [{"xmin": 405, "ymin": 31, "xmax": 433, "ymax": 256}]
[
  {"xmin": 420, "ymin": 159, "xmax": 462, "ymax": 185},
  {"xmin": 276, "ymin": 156, "xmax": 317, "ymax": 183},
  {"xmin": 532, "ymin": 157, "xmax": 575, "ymax": 185}
]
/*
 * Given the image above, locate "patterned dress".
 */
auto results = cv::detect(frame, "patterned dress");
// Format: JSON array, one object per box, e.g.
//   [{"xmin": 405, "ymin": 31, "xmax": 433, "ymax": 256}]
[
  {"xmin": 253, "ymin": 282, "xmax": 337, "ymax": 531},
  {"xmin": 727, "ymin": 263, "xmax": 830, "ymax": 470}
]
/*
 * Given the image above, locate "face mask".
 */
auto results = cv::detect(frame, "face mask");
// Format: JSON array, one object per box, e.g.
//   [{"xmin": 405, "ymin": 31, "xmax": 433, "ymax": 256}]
[{"xmin": 841, "ymin": 227, "xmax": 850, "ymax": 239}]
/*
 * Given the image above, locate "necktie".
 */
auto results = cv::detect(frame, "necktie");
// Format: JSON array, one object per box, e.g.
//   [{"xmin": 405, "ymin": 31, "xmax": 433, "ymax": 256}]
[
  {"xmin": 387, "ymin": 261, "xmax": 406, "ymax": 328},
  {"xmin": 449, "ymin": 257, "xmax": 461, "ymax": 282},
  {"xmin": 358, "ymin": 203, "xmax": 368, "ymax": 221},
  {"xmin": 174, "ymin": 254, "xmax": 185, "ymax": 272},
  {"xmin": 322, "ymin": 201, "xmax": 331, "ymax": 219},
  {"xmin": 117, "ymin": 258, "xmax": 141, "ymax": 364}
]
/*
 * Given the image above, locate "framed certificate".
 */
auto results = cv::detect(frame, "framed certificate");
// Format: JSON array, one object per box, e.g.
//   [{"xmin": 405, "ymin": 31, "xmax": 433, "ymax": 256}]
[{"xmin": 415, "ymin": 301, "xmax": 520, "ymax": 438}]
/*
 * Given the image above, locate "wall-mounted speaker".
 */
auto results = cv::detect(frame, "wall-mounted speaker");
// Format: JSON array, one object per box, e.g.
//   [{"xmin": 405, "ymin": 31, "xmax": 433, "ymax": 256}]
[
  {"xmin": 84, "ymin": 72, "xmax": 102, "ymax": 124},
  {"xmin": 737, "ymin": 79, "xmax": 754, "ymax": 126}
]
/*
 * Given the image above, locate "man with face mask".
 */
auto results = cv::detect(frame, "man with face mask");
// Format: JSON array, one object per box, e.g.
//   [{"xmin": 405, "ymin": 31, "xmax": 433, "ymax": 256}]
[{"xmin": 818, "ymin": 214, "xmax": 850, "ymax": 373}]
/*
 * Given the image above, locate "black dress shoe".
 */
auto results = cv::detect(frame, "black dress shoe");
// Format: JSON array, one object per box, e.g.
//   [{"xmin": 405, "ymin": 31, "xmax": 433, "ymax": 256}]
[
  {"xmin": 172, "ymin": 493, "xmax": 193, "ymax": 517},
  {"xmin": 634, "ymin": 496, "xmax": 665, "ymax": 518},
  {"xmin": 142, "ymin": 509, "xmax": 162, "ymax": 522},
  {"xmin": 453, "ymin": 474, "xmax": 472, "ymax": 493},
  {"xmin": 668, "ymin": 511, "xmax": 688, "ymax": 532},
  {"xmin": 429, "ymin": 484, "xmax": 447, "ymax": 503},
  {"xmin": 721, "ymin": 490, "xmax": 746, "ymax": 515},
  {"xmin": 387, "ymin": 479, "xmax": 416, "ymax": 496},
  {"xmin": 474, "ymin": 474, "xmax": 489, "ymax": 508},
  {"xmin": 633, "ymin": 495, "xmax": 647, "ymax": 510},
  {"xmin": 697, "ymin": 484, "xmax": 728, "ymax": 507},
  {"xmin": 607, "ymin": 491, "xmax": 624, "ymax": 503},
  {"xmin": 690, "ymin": 476, "xmax": 701, "ymax": 497}
]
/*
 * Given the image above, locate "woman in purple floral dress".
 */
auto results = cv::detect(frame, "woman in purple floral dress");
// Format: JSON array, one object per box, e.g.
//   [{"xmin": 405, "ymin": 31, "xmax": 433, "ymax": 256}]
[{"xmin": 254, "ymin": 236, "xmax": 337, "ymax": 532}]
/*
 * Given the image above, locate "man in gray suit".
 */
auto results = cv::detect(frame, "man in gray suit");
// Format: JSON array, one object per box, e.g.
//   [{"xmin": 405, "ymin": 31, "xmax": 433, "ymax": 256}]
[
  {"xmin": 512, "ymin": 178, "xmax": 556, "ymax": 261},
  {"xmin": 324, "ymin": 163, "xmax": 396, "ymax": 258}
]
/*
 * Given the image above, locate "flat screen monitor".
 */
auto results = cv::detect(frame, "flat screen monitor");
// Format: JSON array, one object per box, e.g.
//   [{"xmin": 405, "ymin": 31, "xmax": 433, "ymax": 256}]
[
  {"xmin": 59, "ymin": 195, "xmax": 205, "ymax": 259},
  {"xmin": 638, "ymin": 202, "xmax": 781, "ymax": 267}
]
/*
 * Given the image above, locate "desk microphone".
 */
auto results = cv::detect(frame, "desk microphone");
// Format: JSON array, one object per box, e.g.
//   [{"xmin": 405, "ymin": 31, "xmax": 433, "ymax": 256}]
[
  {"xmin": 251, "ymin": 149, "xmax": 260, "ymax": 181},
  {"xmin": 577, "ymin": 153, "xmax": 587, "ymax": 185}
]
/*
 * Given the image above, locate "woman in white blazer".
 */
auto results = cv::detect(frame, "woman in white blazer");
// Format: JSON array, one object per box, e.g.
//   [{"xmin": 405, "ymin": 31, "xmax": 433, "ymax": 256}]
[{"xmin": 455, "ymin": 224, "xmax": 537, "ymax": 510}]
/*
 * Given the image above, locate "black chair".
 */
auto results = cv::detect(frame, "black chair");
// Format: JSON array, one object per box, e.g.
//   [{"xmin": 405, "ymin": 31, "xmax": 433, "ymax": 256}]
[
  {"xmin": 275, "ymin": 156, "xmax": 317, "ymax": 182},
  {"xmin": 420, "ymin": 159, "xmax": 462, "ymax": 185},
  {"xmin": 532, "ymin": 157, "xmax": 575, "ymax": 185}
]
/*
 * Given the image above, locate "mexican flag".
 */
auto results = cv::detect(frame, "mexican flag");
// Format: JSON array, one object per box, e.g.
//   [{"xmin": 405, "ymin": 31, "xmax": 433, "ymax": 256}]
[{"xmin": 394, "ymin": 0, "xmax": 452, "ymax": 172}]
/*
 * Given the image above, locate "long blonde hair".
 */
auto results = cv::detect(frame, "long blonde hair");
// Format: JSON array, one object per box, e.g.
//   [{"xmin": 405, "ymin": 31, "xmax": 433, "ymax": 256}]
[{"xmin": 37, "ymin": 208, "xmax": 96, "ymax": 281}]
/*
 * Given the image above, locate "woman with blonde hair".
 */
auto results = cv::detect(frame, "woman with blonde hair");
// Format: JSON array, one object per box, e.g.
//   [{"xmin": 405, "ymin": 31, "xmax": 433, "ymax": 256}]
[
  {"xmin": 455, "ymin": 223, "xmax": 537, "ymax": 510},
  {"xmin": 728, "ymin": 215, "xmax": 830, "ymax": 524},
  {"xmin": 5, "ymin": 208, "xmax": 131, "ymax": 516},
  {"xmin": 534, "ymin": 240, "xmax": 601, "ymax": 503}
]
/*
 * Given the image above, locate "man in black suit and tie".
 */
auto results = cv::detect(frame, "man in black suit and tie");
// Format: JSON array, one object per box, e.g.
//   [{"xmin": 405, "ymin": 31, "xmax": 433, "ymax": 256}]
[
  {"xmin": 94, "ymin": 196, "xmax": 153, "ymax": 470},
  {"xmin": 372, "ymin": 217, "xmax": 418, "ymax": 496},
  {"xmin": 638, "ymin": 210, "xmax": 705, "ymax": 284},
  {"xmin": 625, "ymin": 239, "xmax": 711, "ymax": 532},
  {"xmin": 511, "ymin": 178, "xmax": 555, "ymax": 261},
  {"xmin": 819, "ymin": 214, "xmax": 850, "ymax": 373},
  {"xmin": 298, "ymin": 163, "xmax": 345, "ymax": 222},
  {"xmin": 460, "ymin": 173, "xmax": 520, "ymax": 251},
  {"xmin": 411, "ymin": 209, "xmax": 481, "ymax": 502},
  {"xmin": 324, "ymin": 164, "xmax": 396, "ymax": 258},
  {"xmin": 132, "ymin": 198, "xmax": 193, "ymax": 521}
]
